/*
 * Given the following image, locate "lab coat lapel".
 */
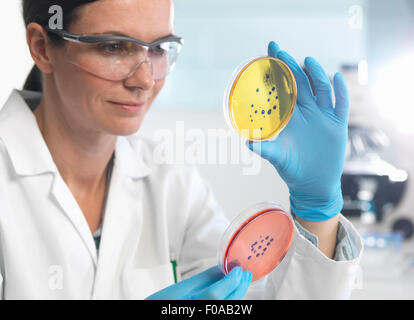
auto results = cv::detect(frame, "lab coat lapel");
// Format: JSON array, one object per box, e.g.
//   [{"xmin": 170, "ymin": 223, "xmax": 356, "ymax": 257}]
[
  {"xmin": 50, "ymin": 173, "xmax": 99, "ymax": 266},
  {"xmin": 92, "ymin": 137, "xmax": 151, "ymax": 298}
]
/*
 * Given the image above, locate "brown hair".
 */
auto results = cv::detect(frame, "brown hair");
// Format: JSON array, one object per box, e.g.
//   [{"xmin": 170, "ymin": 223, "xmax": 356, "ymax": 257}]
[{"xmin": 22, "ymin": 0, "xmax": 98, "ymax": 91}]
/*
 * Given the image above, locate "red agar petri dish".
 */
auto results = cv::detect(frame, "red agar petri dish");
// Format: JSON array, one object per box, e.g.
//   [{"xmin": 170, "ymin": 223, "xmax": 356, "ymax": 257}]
[{"xmin": 218, "ymin": 202, "xmax": 294, "ymax": 282}]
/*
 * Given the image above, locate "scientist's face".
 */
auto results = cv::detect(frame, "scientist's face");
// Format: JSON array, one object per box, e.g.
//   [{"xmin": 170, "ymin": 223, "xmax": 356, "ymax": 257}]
[{"xmin": 49, "ymin": 0, "xmax": 174, "ymax": 136}]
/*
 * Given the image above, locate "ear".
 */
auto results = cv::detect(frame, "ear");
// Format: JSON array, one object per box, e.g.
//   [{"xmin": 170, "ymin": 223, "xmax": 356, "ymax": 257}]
[{"xmin": 26, "ymin": 23, "xmax": 55, "ymax": 75}]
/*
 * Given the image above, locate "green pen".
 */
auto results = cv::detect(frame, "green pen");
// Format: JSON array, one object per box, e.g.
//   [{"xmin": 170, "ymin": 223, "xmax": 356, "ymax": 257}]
[{"xmin": 171, "ymin": 260, "xmax": 178, "ymax": 284}]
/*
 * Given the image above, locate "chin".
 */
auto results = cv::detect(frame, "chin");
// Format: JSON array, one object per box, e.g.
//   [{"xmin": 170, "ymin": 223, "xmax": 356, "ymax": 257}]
[{"xmin": 105, "ymin": 117, "xmax": 145, "ymax": 137}]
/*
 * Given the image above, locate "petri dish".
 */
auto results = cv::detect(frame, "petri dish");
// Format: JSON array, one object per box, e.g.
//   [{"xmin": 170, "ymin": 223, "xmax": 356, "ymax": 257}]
[
  {"xmin": 223, "ymin": 56, "xmax": 297, "ymax": 141},
  {"xmin": 217, "ymin": 201, "xmax": 294, "ymax": 282}
]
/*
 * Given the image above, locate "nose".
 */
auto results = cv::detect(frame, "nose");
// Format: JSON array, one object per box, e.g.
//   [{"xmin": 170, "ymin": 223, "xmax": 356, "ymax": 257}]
[{"xmin": 123, "ymin": 59, "xmax": 155, "ymax": 90}]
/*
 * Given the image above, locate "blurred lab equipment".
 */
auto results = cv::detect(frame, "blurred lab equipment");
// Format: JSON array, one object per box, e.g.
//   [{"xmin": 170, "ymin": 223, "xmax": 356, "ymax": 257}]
[
  {"xmin": 359, "ymin": 230, "xmax": 407, "ymax": 279},
  {"xmin": 341, "ymin": 124, "xmax": 412, "ymax": 238},
  {"xmin": 339, "ymin": 64, "xmax": 413, "ymax": 240}
]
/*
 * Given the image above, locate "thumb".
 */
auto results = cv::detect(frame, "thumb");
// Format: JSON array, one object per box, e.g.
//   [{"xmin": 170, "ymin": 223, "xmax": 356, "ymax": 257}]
[{"xmin": 246, "ymin": 140, "xmax": 284, "ymax": 165}]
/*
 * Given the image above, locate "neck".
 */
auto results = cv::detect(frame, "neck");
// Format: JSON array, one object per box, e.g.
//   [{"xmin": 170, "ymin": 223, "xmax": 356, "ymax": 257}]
[{"xmin": 33, "ymin": 84, "xmax": 116, "ymax": 197}]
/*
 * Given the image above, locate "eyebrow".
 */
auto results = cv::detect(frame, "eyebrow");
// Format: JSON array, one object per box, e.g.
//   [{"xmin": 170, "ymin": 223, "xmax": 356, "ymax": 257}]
[{"xmin": 90, "ymin": 30, "xmax": 175, "ymax": 42}]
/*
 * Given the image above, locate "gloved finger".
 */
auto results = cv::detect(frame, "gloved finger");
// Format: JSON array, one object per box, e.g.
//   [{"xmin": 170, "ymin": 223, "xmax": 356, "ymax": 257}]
[
  {"xmin": 244, "ymin": 105, "xmax": 302, "ymax": 171},
  {"xmin": 246, "ymin": 138, "xmax": 284, "ymax": 166},
  {"xmin": 304, "ymin": 57, "xmax": 334, "ymax": 111},
  {"xmin": 276, "ymin": 50, "xmax": 314, "ymax": 106},
  {"xmin": 268, "ymin": 41, "xmax": 281, "ymax": 58},
  {"xmin": 225, "ymin": 270, "xmax": 252, "ymax": 300},
  {"xmin": 190, "ymin": 266, "xmax": 243, "ymax": 300},
  {"xmin": 333, "ymin": 72, "xmax": 350, "ymax": 123},
  {"xmin": 147, "ymin": 266, "xmax": 224, "ymax": 300},
  {"xmin": 176, "ymin": 266, "xmax": 224, "ymax": 296}
]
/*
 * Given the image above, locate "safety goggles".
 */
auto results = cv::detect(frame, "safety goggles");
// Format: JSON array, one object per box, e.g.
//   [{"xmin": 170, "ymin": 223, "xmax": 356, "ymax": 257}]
[{"xmin": 44, "ymin": 26, "xmax": 184, "ymax": 81}]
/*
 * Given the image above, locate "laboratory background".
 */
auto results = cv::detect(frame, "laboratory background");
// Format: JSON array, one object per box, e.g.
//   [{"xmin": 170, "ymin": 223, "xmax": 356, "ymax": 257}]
[{"xmin": 1, "ymin": 0, "xmax": 414, "ymax": 299}]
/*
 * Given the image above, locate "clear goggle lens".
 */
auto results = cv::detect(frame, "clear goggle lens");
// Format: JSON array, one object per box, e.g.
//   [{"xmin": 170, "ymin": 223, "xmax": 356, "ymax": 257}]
[{"xmin": 60, "ymin": 38, "xmax": 182, "ymax": 81}]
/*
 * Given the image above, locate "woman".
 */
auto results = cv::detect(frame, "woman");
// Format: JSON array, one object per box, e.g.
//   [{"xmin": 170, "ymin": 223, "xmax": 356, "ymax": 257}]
[{"xmin": 0, "ymin": 0, "xmax": 362, "ymax": 299}]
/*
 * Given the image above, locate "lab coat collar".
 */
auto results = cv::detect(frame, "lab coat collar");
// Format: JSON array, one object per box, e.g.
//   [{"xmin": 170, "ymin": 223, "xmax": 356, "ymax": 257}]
[
  {"xmin": 0, "ymin": 89, "xmax": 56, "ymax": 176},
  {"xmin": 0, "ymin": 89, "xmax": 152, "ymax": 179},
  {"xmin": 114, "ymin": 134, "xmax": 152, "ymax": 180}
]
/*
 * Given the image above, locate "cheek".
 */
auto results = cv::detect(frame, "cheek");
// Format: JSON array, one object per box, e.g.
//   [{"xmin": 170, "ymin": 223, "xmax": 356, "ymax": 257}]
[
  {"xmin": 53, "ymin": 58, "xmax": 114, "ymax": 117},
  {"xmin": 54, "ymin": 60, "xmax": 96, "ymax": 107}
]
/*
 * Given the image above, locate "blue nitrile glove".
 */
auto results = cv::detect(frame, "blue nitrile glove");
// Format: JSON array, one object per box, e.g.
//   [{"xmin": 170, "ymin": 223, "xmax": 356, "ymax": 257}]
[
  {"xmin": 145, "ymin": 266, "xmax": 252, "ymax": 300},
  {"xmin": 247, "ymin": 42, "xmax": 350, "ymax": 222}
]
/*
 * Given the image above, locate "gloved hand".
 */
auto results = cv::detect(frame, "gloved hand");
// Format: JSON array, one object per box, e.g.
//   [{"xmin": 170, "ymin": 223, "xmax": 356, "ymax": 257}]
[
  {"xmin": 145, "ymin": 266, "xmax": 252, "ymax": 300},
  {"xmin": 247, "ymin": 42, "xmax": 350, "ymax": 222}
]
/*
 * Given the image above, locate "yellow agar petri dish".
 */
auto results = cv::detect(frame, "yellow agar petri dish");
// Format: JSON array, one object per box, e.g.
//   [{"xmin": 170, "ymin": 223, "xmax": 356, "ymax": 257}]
[{"xmin": 224, "ymin": 56, "xmax": 297, "ymax": 141}]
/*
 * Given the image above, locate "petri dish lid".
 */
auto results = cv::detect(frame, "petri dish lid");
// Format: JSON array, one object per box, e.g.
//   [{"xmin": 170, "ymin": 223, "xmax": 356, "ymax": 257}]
[
  {"xmin": 223, "ymin": 56, "xmax": 297, "ymax": 142},
  {"xmin": 218, "ymin": 201, "xmax": 294, "ymax": 282}
]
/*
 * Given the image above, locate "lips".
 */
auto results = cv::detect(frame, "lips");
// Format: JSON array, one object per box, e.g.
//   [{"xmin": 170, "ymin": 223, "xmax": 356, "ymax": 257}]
[{"xmin": 108, "ymin": 100, "xmax": 146, "ymax": 113}]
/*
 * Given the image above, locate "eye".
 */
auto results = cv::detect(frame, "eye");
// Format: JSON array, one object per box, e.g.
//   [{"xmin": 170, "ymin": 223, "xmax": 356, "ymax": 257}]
[
  {"xmin": 99, "ymin": 42, "xmax": 124, "ymax": 53},
  {"xmin": 97, "ymin": 41, "xmax": 137, "ymax": 55},
  {"xmin": 150, "ymin": 44, "xmax": 167, "ymax": 57}
]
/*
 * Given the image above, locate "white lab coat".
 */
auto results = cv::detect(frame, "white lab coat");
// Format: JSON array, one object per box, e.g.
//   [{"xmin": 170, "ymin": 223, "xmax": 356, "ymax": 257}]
[{"xmin": 0, "ymin": 89, "xmax": 363, "ymax": 300}]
